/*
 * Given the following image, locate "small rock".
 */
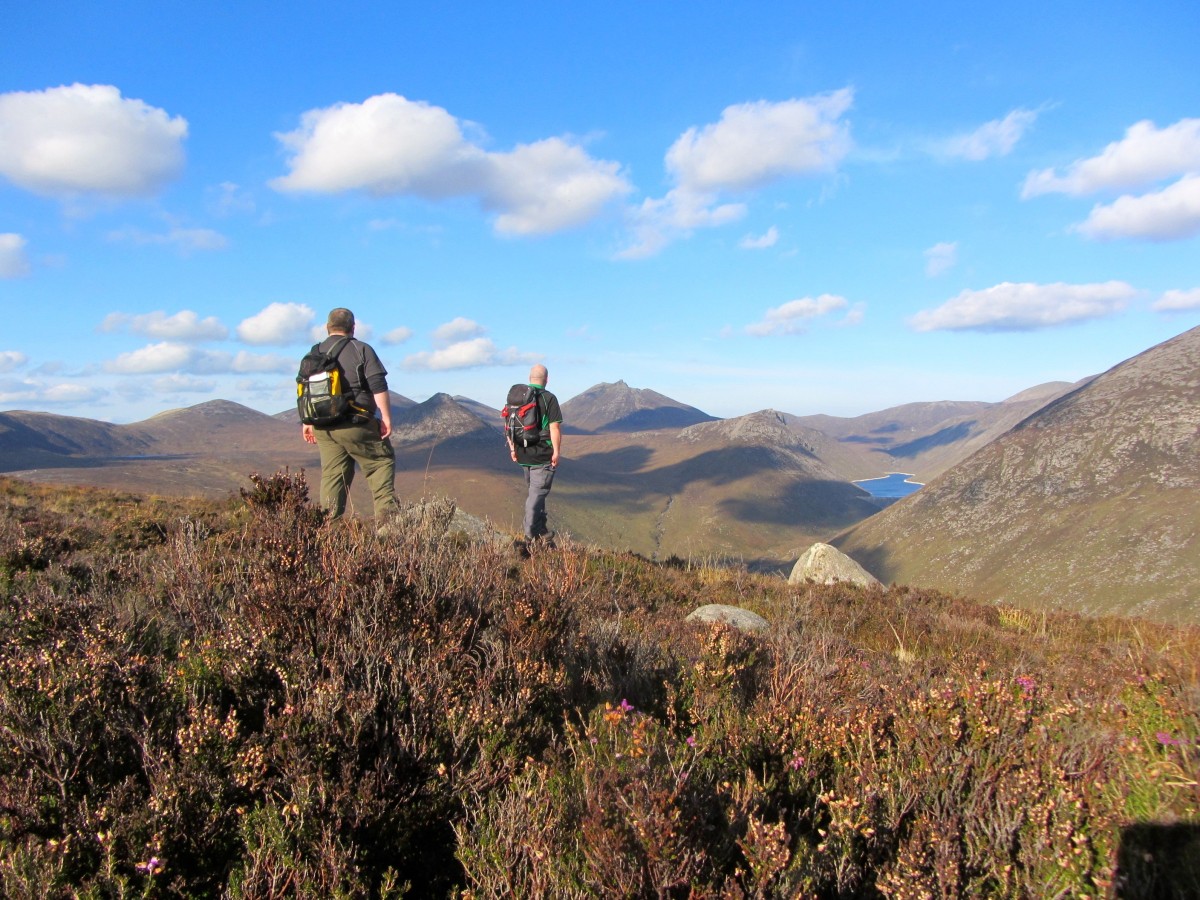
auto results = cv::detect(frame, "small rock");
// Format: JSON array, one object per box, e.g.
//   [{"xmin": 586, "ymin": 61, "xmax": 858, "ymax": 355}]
[{"xmin": 686, "ymin": 604, "xmax": 769, "ymax": 632}]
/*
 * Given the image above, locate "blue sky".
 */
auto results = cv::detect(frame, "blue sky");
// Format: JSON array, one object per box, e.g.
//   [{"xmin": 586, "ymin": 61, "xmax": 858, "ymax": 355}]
[{"xmin": 2, "ymin": 1, "xmax": 1198, "ymax": 423}]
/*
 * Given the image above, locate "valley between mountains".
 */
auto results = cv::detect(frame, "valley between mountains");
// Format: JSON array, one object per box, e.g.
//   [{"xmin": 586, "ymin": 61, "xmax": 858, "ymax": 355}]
[{"xmin": 2, "ymin": 325, "xmax": 1197, "ymax": 624}]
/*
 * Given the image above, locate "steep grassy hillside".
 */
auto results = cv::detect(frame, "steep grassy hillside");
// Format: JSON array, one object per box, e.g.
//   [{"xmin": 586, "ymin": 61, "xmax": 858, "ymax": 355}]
[
  {"xmin": 834, "ymin": 325, "xmax": 1200, "ymax": 624},
  {"xmin": 1, "ymin": 474, "xmax": 1197, "ymax": 896}
]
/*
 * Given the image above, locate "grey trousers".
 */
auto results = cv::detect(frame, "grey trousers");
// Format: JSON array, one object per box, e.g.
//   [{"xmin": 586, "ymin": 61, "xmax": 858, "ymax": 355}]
[
  {"xmin": 314, "ymin": 420, "xmax": 398, "ymax": 520},
  {"xmin": 523, "ymin": 464, "xmax": 555, "ymax": 539}
]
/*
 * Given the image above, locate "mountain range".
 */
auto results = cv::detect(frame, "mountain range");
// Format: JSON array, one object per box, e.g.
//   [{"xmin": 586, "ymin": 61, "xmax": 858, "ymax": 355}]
[{"xmin": 2, "ymin": 325, "xmax": 1197, "ymax": 622}]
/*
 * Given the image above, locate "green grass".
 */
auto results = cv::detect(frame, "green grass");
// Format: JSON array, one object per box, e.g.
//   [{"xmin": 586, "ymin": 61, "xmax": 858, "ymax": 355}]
[{"xmin": 0, "ymin": 472, "xmax": 1197, "ymax": 897}]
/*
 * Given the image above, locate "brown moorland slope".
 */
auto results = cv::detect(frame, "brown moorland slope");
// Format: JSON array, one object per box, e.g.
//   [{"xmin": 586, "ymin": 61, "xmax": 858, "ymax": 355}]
[{"xmin": 1, "ymin": 473, "xmax": 1197, "ymax": 895}]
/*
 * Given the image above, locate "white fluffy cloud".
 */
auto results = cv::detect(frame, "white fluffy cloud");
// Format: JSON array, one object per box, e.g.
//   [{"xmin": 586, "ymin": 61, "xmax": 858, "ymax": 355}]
[
  {"xmin": 404, "ymin": 337, "xmax": 499, "ymax": 371},
  {"xmin": 621, "ymin": 91, "xmax": 853, "ymax": 258},
  {"xmin": 1153, "ymin": 288, "xmax": 1200, "ymax": 312},
  {"xmin": 402, "ymin": 318, "xmax": 539, "ymax": 371},
  {"xmin": 0, "ymin": 84, "xmax": 187, "ymax": 198},
  {"xmin": 1022, "ymin": 118, "xmax": 1200, "ymax": 198},
  {"xmin": 105, "ymin": 342, "xmax": 293, "ymax": 375},
  {"xmin": 0, "ymin": 350, "xmax": 29, "ymax": 373},
  {"xmin": 432, "ymin": 317, "xmax": 486, "ymax": 345},
  {"xmin": 909, "ymin": 281, "xmax": 1137, "ymax": 332},
  {"xmin": 99, "ymin": 310, "xmax": 229, "ymax": 342},
  {"xmin": 237, "ymin": 302, "xmax": 315, "ymax": 345},
  {"xmin": 0, "ymin": 233, "xmax": 31, "ymax": 278},
  {"xmin": 943, "ymin": 109, "xmax": 1038, "ymax": 161},
  {"xmin": 1075, "ymin": 173, "xmax": 1200, "ymax": 241},
  {"xmin": 746, "ymin": 294, "xmax": 852, "ymax": 336},
  {"xmin": 105, "ymin": 342, "xmax": 200, "ymax": 374},
  {"xmin": 666, "ymin": 91, "xmax": 854, "ymax": 193},
  {"xmin": 271, "ymin": 93, "xmax": 629, "ymax": 236},
  {"xmin": 924, "ymin": 241, "xmax": 958, "ymax": 277},
  {"xmin": 484, "ymin": 138, "xmax": 630, "ymax": 235}
]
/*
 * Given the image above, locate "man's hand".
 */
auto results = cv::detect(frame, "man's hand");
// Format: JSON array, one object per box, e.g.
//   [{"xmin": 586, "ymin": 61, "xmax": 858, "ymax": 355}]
[{"xmin": 302, "ymin": 424, "xmax": 316, "ymax": 445}]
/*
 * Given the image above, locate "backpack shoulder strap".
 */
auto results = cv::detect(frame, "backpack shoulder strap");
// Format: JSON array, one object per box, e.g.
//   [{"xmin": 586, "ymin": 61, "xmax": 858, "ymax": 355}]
[{"xmin": 326, "ymin": 336, "xmax": 353, "ymax": 359}]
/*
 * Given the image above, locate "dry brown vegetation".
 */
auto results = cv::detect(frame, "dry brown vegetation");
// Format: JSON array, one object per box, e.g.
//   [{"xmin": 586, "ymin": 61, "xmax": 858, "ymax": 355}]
[{"xmin": 0, "ymin": 473, "xmax": 1197, "ymax": 897}]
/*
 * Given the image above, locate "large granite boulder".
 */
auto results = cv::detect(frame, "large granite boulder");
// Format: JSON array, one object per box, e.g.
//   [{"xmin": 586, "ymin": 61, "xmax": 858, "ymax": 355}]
[{"xmin": 789, "ymin": 542, "xmax": 880, "ymax": 588}]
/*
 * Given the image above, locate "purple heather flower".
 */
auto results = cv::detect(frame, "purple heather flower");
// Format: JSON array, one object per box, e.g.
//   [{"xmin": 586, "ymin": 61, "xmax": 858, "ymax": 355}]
[
  {"xmin": 686, "ymin": 735, "xmax": 696, "ymax": 747},
  {"xmin": 618, "ymin": 698, "xmax": 634, "ymax": 713}
]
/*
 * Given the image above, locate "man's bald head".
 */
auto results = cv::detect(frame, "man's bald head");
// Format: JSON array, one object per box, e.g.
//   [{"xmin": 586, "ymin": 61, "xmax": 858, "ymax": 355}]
[{"xmin": 529, "ymin": 364, "xmax": 548, "ymax": 387}]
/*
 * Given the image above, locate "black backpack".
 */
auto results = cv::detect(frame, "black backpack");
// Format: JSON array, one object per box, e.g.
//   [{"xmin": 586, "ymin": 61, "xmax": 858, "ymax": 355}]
[
  {"xmin": 296, "ymin": 337, "xmax": 355, "ymax": 426},
  {"xmin": 502, "ymin": 384, "xmax": 548, "ymax": 448}
]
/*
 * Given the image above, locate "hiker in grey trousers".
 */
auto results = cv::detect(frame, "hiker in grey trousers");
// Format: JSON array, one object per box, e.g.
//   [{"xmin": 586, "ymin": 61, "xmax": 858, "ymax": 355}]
[{"xmin": 507, "ymin": 364, "xmax": 563, "ymax": 542}]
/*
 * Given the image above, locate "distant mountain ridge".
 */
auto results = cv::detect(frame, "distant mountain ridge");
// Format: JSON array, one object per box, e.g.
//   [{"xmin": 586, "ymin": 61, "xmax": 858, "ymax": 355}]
[
  {"xmin": 562, "ymin": 380, "xmax": 718, "ymax": 433},
  {"xmin": 795, "ymin": 382, "xmax": 1082, "ymax": 480},
  {"xmin": 833, "ymin": 325, "xmax": 1200, "ymax": 624},
  {"xmin": 7, "ymin": 346, "xmax": 1191, "ymax": 624}
]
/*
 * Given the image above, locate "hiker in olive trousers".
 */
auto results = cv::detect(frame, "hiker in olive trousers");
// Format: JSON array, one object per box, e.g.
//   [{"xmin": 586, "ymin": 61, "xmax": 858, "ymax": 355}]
[{"xmin": 300, "ymin": 308, "xmax": 399, "ymax": 520}]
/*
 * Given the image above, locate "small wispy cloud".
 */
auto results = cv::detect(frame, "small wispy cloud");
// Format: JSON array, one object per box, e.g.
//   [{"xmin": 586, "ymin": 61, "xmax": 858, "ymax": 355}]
[
  {"xmin": 0, "ymin": 233, "xmax": 30, "ymax": 278},
  {"xmin": 942, "ymin": 108, "xmax": 1039, "ymax": 161},
  {"xmin": 1153, "ymin": 287, "xmax": 1200, "ymax": 312},
  {"xmin": 924, "ymin": 241, "xmax": 958, "ymax": 277},
  {"xmin": 909, "ymin": 281, "xmax": 1136, "ymax": 332},
  {"xmin": 0, "ymin": 350, "xmax": 29, "ymax": 373},
  {"xmin": 107, "ymin": 224, "xmax": 228, "ymax": 253},
  {"xmin": 739, "ymin": 226, "xmax": 779, "ymax": 249},
  {"xmin": 745, "ymin": 294, "xmax": 856, "ymax": 336},
  {"xmin": 99, "ymin": 310, "xmax": 228, "ymax": 342},
  {"xmin": 381, "ymin": 326, "xmax": 414, "ymax": 344}
]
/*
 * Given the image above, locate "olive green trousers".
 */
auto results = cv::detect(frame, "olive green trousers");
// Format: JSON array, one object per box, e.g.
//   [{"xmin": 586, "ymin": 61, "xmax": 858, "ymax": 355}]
[{"xmin": 314, "ymin": 420, "xmax": 398, "ymax": 519}]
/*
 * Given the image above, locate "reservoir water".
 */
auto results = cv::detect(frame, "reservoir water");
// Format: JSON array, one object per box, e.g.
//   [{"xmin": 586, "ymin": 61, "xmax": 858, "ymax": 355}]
[{"xmin": 853, "ymin": 472, "xmax": 923, "ymax": 500}]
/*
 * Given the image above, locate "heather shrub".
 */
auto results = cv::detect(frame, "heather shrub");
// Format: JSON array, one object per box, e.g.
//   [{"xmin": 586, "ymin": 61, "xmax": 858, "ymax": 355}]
[{"xmin": 0, "ymin": 471, "xmax": 1197, "ymax": 897}]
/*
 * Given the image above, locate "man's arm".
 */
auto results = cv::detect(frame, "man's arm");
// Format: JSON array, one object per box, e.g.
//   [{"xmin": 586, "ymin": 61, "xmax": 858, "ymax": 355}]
[
  {"xmin": 374, "ymin": 391, "xmax": 392, "ymax": 439},
  {"xmin": 549, "ymin": 421, "xmax": 562, "ymax": 468}
]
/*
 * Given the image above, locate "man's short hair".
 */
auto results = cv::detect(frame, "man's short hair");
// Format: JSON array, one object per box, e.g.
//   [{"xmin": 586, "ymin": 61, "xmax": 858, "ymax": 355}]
[{"xmin": 327, "ymin": 308, "xmax": 355, "ymax": 334}]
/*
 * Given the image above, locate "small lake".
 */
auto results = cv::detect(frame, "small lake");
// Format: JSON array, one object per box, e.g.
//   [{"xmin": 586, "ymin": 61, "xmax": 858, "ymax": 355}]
[{"xmin": 853, "ymin": 472, "xmax": 924, "ymax": 500}]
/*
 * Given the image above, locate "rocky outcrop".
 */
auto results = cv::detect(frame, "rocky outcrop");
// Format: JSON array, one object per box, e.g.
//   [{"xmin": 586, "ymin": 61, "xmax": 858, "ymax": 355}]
[
  {"xmin": 685, "ymin": 604, "xmax": 769, "ymax": 632},
  {"xmin": 789, "ymin": 542, "xmax": 880, "ymax": 587}
]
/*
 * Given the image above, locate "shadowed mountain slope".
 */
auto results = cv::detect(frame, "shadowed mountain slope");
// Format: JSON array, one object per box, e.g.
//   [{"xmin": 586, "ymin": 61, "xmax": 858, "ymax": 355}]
[
  {"xmin": 553, "ymin": 410, "xmax": 885, "ymax": 563},
  {"xmin": 390, "ymin": 393, "xmax": 497, "ymax": 445},
  {"xmin": 561, "ymin": 380, "xmax": 718, "ymax": 434},
  {"xmin": 832, "ymin": 325, "xmax": 1200, "ymax": 624},
  {"xmin": 796, "ymin": 384, "xmax": 1079, "ymax": 481},
  {"xmin": 0, "ymin": 410, "xmax": 152, "ymax": 469}
]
